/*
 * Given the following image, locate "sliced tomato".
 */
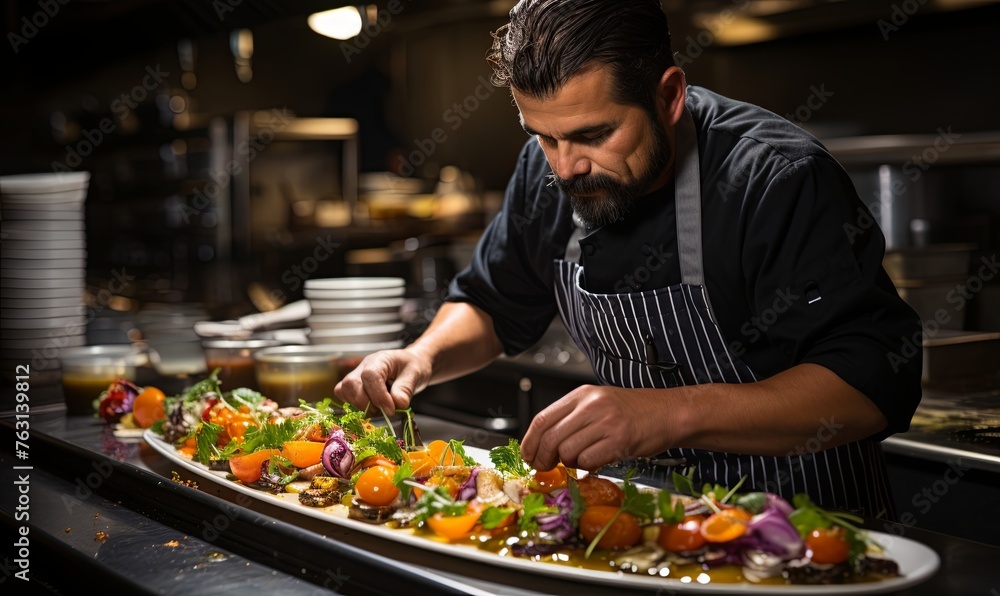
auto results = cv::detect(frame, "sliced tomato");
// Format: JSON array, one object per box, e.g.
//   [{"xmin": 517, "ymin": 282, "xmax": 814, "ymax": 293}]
[
  {"xmin": 229, "ymin": 449, "xmax": 280, "ymax": 484},
  {"xmin": 807, "ymin": 527, "xmax": 850, "ymax": 564},
  {"xmin": 281, "ymin": 441, "xmax": 325, "ymax": 468},
  {"xmin": 427, "ymin": 508, "xmax": 480, "ymax": 541},
  {"xmin": 657, "ymin": 515, "xmax": 707, "ymax": 552}
]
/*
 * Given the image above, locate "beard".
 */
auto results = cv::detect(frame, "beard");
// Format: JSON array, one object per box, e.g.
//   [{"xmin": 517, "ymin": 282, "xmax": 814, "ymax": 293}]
[{"xmin": 552, "ymin": 114, "xmax": 671, "ymax": 229}]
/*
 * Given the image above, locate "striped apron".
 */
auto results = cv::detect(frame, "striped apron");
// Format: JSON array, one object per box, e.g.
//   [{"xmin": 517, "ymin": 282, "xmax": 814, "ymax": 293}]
[{"xmin": 552, "ymin": 107, "xmax": 895, "ymax": 518}]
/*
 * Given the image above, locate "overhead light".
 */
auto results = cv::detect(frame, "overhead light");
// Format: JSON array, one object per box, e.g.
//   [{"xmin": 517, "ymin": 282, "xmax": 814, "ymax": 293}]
[{"xmin": 308, "ymin": 6, "xmax": 363, "ymax": 40}]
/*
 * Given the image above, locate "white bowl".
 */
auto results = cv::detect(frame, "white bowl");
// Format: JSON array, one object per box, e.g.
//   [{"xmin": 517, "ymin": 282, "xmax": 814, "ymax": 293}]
[
  {"xmin": 1, "ymin": 304, "xmax": 87, "ymax": 319},
  {"xmin": 1, "ymin": 268, "xmax": 85, "ymax": 280},
  {"xmin": 309, "ymin": 340, "xmax": 405, "ymax": 355},
  {"xmin": 1, "ymin": 257, "xmax": 87, "ymax": 269},
  {"xmin": 1, "ymin": 286, "xmax": 82, "ymax": 299},
  {"xmin": 308, "ymin": 297, "xmax": 404, "ymax": 315},
  {"xmin": 307, "ymin": 312, "xmax": 400, "ymax": 329},
  {"xmin": 0, "ymin": 314, "xmax": 86, "ymax": 329},
  {"xmin": 0, "ymin": 227, "xmax": 85, "ymax": 242},
  {"xmin": 2, "ymin": 334, "xmax": 86, "ymax": 350},
  {"xmin": 0, "ymin": 276, "xmax": 85, "ymax": 289},
  {"xmin": 0, "ymin": 219, "xmax": 85, "ymax": 231},
  {"xmin": 1, "ymin": 189, "xmax": 87, "ymax": 203},
  {"xmin": 1, "ymin": 208, "xmax": 84, "ymax": 220},
  {"xmin": 305, "ymin": 286, "xmax": 405, "ymax": 300},
  {"xmin": 1, "ymin": 296, "xmax": 83, "ymax": 310},
  {"xmin": 0, "ymin": 172, "xmax": 90, "ymax": 194},
  {"xmin": 304, "ymin": 277, "xmax": 405, "ymax": 291},
  {"xmin": 2, "ymin": 247, "xmax": 87, "ymax": 258},
  {"xmin": 1, "ymin": 239, "xmax": 86, "ymax": 251},
  {"xmin": 308, "ymin": 322, "xmax": 405, "ymax": 344}
]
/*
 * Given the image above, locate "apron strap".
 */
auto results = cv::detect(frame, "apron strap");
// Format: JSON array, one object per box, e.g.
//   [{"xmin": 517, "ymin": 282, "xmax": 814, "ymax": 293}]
[{"xmin": 674, "ymin": 106, "xmax": 705, "ymax": 286}]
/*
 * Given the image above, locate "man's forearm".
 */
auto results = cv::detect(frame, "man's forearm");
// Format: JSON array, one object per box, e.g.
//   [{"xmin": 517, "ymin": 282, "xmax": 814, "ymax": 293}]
[
  {"xmin": 406, "ymin": 301, "xmax": 505, "ymax": 386},
  {"xmin": 664, "ymin": 363, "xmax": 889, "ymax": 456}
]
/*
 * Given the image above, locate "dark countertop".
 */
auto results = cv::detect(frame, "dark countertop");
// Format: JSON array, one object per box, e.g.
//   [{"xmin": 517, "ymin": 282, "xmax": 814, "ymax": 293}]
[{"xmin": 2, "ymin": 408, "xmax": 1000, "ymax": 596}]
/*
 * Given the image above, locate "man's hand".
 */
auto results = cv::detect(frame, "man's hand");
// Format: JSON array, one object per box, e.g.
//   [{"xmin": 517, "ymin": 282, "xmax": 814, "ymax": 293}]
[
  {"xmin": 334, "ymin": 348, "xmax": 432, "ymax": 415},
  {"xmin": 519, "ymin": 385, "xmax": 676, "ymax": 472}
]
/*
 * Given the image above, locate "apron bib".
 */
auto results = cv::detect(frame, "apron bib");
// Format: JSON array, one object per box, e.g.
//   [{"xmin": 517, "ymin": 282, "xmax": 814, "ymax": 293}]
[{"xmin": 552, "ymin": 107, "xmax": 895, "ymax": 518}]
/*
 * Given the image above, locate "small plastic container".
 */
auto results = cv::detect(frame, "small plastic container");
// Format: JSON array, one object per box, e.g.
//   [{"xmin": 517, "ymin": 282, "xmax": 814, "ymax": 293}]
[
  {"xmin": 202, "ymin": 339, "xmax": 281, "ymax": 392},
  {"xmin": 59, "ymin": 345, "xmax": 147, "ymax": 415},
  {"xmin": 253, "ymin": 345, "xmax": 341, "ymax": 407}
]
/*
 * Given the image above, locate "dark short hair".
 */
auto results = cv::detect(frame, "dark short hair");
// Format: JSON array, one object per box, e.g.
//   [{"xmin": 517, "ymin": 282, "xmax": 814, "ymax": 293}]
[{"xmin": 488, "ymin": 0, "xmax": 675, "ymax": 111}]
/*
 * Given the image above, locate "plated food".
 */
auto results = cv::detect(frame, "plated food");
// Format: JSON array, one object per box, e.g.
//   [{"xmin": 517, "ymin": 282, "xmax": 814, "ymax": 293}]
[{"xmin": 100, "ymin": 372, "xmax": 937, "ymax": 591}]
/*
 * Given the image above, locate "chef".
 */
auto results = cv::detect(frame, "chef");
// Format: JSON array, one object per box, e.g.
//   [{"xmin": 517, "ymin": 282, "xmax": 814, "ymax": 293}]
[{"xmin": 335, "ymin": 0, "xmax": 922, "ymax": 518}]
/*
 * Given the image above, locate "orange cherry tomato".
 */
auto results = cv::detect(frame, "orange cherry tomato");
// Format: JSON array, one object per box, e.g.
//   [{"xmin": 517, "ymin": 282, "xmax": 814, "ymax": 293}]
[
  {"xmin": 132, "ymin": 386, "xmax": 166, "ymax": 428},
  {"xmin": 578, "ymin": 506, "xmax": 642, "ymax": 550},
  {"xmin": 700, "ymin": 507, "xmax": 753, "ymax": 543},
  {"xmin": 229, "ymin": 449, "xmax": 281, "ymax": 484},
  {"xmin": 354, "ymin": 465, "xmax": 400, "ymax": 507},
  {"xmin": 657, "ymin": 515, "xmax": 707, "ymax": 552},
  {"xmin": 806, "ymin": 527, "xmax": 850, "ymax": 564},
  {"xmin": 427, "ymin": 506, "xmax": 481, "ymax": 541},
  {"xmin": 356, "ymin": 455, "xmax": 398, "ymax": 470},
  {"xmin": 405, "ymin": 451, "xmax": 436, "ymax": 476},
  {"xmin": 531, "ymin": 463, "xmax": 568, "ymax": 493},
  {"xmin": 575, "ymin": 475, "xmax": 624, "ymax": 508},
  {"xmin": 280, "ymin": 441, "xmax": 325, "ymax": 468},
  {"xmin": 426, "ymin": 440, "xmax": 463, "ymax": 466}
]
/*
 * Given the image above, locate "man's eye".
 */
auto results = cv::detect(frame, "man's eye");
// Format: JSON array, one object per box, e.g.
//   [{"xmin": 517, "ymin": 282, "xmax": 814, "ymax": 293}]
[
  {"xmin": 537, "ymin": 135, "xmax": 556, "ymax": 146},
  {"xmin": 583, "ymin": 131, "xmax": 608, "ymax": 144}
]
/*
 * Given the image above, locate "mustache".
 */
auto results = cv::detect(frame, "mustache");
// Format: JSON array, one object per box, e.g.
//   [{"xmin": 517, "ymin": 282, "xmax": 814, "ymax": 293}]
[{"xmin": 548, "ymin": 172, "xmax": 620, "ymax": 195}]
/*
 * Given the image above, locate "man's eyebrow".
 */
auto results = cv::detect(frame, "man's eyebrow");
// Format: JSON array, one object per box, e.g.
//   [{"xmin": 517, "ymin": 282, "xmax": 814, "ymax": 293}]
[{"xmin": 520, "ymin": 121, "xmax": 611, "ymax": 139}]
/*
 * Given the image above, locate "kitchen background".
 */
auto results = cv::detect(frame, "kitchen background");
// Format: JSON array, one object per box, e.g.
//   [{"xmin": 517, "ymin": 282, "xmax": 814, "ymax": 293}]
[{"xmin": 2, "ymin": 0, "xmax": 999, "ymax": 543}]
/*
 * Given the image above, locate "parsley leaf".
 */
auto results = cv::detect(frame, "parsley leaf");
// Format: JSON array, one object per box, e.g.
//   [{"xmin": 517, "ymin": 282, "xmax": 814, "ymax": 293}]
[
  {"xmin": 621, "ymin": 468, "xmax": 656, "ymax": 523},
  {"xmin": 658, "ymin": 488, "xmax": 686, "ymax": 524},
  {"xmin": 227, "ymin": 387, "xmax": 267, "ymax": 410},
  {"xmin": 479, "ymin": 506, "xmax": 515, "ymax": 530},
  {"xmin": 237, "ymin": 418, "xmax": 297, "ymax": 454},
  {"xmin": 393, "ymin": 460, "xmax": 414, "ymax": 501},
  {"xmin": 411, "ymin": 484, "xmax": 468, "ymax": 524},
  {"xmin": 194, "ymin": 422, "xmax": 223, "ymax": 465}
]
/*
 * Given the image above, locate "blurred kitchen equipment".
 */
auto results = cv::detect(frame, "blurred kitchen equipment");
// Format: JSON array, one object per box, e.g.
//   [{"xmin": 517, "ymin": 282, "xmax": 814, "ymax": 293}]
[
  {"xmin": 923, "ymin": 330, "xmax": 1000, "ymax": 391},
  {"xmin": 253, "ymin": 345, "xmax": 342, "ymax": 407},
  {"xmin": 1, "ymin": 171, "xmax": 90, "ymax": 385},
  {"xmin": 59, "ymin": 344, "xmax": 151, "ymax": 415},
  {"xmin": 135, "ymin": 303, "xmax": 208, "ymax": 376},
  {"xmin": 884, "ymin": 244, "xmax": 975, "ymax": 280},
  {"xmin": 194, "ymin": 299, "xmax": 310, "ymax": 339},
  {"xmin": 894, "ymin": 278, "xmax": 968, "ymax": 330},
  {"xmin": 202, "ymin": 338, "xmax": 281, "ymax": 391}
]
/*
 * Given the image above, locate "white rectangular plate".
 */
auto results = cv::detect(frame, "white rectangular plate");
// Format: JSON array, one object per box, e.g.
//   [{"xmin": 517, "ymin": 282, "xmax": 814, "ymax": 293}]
[{"xmin": 143, "ymin": 429, "xmax": 939, "ymax": 594}]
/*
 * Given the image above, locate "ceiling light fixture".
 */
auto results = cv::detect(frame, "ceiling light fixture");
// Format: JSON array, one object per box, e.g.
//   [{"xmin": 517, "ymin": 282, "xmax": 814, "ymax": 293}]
[{"xmin": 308, "ymin": 6, "xmax": 364, "ymax": 40}]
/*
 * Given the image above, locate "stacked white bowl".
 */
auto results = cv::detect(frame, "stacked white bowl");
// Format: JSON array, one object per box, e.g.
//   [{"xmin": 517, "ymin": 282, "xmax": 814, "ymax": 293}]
[
  {"xmin": 303, "ymin": 277, "xmax": 406, "ymax": 352},
  {"xmin": 0, "ymin": 172, "xmax": 90, "ymax": 384}
]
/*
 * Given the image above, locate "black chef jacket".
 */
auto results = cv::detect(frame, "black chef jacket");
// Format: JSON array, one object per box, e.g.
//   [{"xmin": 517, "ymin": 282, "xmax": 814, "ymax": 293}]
[{"xmin": 447, "ymin": 85, "xmax": 922, "ymax": 440}]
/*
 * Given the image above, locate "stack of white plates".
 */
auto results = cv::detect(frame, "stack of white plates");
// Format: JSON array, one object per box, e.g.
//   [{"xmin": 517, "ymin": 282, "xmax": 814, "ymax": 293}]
[
  {"xmin": 303, "ymin": 277, "xmax": 406, "ymax": 349},
  {"xmin": 1, "ymin": 172, "xmax": 90, "ymax": 383}
]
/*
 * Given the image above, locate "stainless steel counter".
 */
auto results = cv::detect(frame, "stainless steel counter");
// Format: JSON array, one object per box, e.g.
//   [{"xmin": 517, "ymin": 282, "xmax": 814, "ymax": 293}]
[{"xmin": 3, "ymin": 409, "xmax": 1000, "ymax": 595}]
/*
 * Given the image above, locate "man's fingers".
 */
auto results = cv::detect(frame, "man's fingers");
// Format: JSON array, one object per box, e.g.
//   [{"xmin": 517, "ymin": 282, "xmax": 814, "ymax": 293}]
[
  {"xmin": 388, "ymin": 368, "xmax": 421, "ymax": 410},
  {"xmin": 521, "ymin": 386, "xmax": 590, "ymax": 465},
  {"xmin": 359, "ymin": 364, "xmax": 396, "ymax": 415}
]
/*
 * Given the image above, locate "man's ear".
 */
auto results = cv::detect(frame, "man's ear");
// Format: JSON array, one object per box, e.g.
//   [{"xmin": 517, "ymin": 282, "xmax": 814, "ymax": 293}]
[{"xmin": 656, "ymin": 66, "xmax": 687, "ymax": 126}]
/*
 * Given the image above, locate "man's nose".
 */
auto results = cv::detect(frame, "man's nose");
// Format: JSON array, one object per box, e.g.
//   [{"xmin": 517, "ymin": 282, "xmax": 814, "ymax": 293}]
[{"xmin": 553, "ymin": 142, "xmax": 591, "ymax": 181}]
